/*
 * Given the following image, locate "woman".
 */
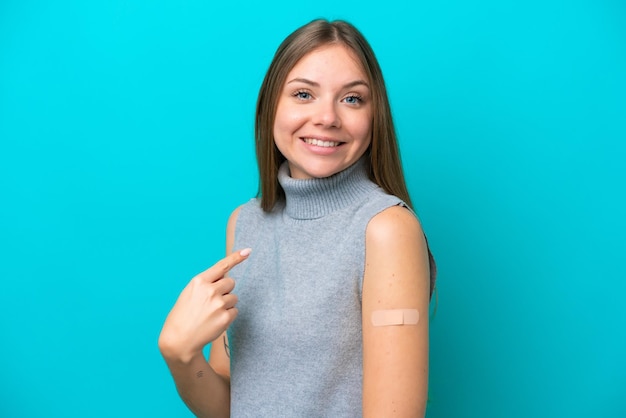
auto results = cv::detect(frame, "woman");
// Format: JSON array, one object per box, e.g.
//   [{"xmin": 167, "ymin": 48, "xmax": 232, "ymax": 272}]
[{"xmin": 159, "ymin": 19, "xmax": 436, "ymax": 417}]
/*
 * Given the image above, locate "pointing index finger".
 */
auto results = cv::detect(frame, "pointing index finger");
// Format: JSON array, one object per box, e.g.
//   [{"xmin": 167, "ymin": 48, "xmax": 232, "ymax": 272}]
[{"xmin": 200, "ymin": 248, "xmax": 252, "ymax": 283}]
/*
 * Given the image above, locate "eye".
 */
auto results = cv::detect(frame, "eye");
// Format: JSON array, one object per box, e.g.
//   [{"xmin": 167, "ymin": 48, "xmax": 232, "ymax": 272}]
[
  {"xmin": 343, "ymin": 94, "xmax": 363, "ymax": 105},
  {"xmin": 292, "ymin": 90, "xmax": 312, "ymax": 100}
]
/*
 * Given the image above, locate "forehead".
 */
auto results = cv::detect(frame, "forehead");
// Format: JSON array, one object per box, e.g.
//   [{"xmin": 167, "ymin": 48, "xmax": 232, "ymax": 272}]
[{"xmin": 285, "ymin": 44, "xmax": 368, "ymax": 83}]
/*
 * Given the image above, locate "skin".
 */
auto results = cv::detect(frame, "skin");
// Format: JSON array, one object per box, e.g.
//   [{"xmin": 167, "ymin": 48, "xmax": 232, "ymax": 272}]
[
  {"xmin": 362, "ymin": 206, "xmax": 430, "ymax": 417},
  {"xmin": 273, "ymin": 44, "xmax": 373, "ymax": 179},
  {"xmin": 160, "ymin": 42, "xmax": 430, "ymax": 417},
  {"xmin": 157, "ymin": 210, "xmax": 245, "ymax": 418}
]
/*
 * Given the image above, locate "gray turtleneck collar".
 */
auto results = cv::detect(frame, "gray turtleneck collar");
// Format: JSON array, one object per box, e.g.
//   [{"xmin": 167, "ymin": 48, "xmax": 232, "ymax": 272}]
[{"xmin": 277, "ymin": 158, "xmax": 379, "ymax": 220}]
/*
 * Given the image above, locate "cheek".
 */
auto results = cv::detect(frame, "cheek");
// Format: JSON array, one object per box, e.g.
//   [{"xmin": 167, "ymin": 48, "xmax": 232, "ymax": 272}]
[
  {"xmin": 349, "ymin": 112, "xmax": 373, "ymax": 143},
  {"xmin": 362, "ymin": 119, "xmax": 373, "ymax": 139},
  {"xmin": 274, "ymin": 106, "xmax": 305, "ymax": 135}
]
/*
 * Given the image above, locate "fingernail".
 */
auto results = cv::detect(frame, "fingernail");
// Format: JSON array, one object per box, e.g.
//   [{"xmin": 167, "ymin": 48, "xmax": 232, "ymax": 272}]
[{"xmin": 239, "ymin": 248, "xmax": 252, "ymax": 257}]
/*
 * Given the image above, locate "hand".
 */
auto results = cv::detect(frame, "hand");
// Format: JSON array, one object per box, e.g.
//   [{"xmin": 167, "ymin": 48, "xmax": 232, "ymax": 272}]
[{"xmin": 158, "ymin": 248, "xmax": 251, "ymax": 363}]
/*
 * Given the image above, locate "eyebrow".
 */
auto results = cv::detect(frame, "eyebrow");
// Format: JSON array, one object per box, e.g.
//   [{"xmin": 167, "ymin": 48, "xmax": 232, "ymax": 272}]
[{"xmin": 286, "ymin": 77, "xmax": 370, "ymax": 89}]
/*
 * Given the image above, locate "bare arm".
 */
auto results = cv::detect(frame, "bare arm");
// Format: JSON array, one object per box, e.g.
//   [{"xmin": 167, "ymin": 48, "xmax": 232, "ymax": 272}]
[
  {"xmin": 208, "ymin": 208, "xmax": 241, "ymax": 381},
  {"xmin": 159, "ymin": 352, "xmax": 231, "ymax": 418},
  {"xmin": 158, "ymin": 208, "xmax": 242, "ymax": 418},
  {"xmin": 362, "ymin": 206, "xmax": 430, "ymax": 417}
]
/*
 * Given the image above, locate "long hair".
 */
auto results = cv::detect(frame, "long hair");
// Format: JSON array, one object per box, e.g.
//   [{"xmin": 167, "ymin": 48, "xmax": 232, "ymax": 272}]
[{"xmin": 255, "ymin": 19, "xmax": 436, "ymax": 296}]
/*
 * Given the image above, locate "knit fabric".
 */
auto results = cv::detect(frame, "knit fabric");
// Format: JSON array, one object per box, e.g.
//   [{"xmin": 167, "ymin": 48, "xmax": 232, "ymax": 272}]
[{"xmin": 228, "ymin": 158, "xmax": 407, "ymax": 417}]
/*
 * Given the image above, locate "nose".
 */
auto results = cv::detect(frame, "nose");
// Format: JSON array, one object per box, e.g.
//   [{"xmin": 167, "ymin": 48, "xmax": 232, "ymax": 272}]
[{"xmin": 312, "ymin": 99, "xmax": 341, "ymax": 128}]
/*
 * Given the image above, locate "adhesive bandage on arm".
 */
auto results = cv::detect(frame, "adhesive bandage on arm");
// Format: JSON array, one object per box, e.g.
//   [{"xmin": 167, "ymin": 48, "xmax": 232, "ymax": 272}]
[{"xmin": 371, "ymin": 309, "xmax": 420, "ymax": 327}]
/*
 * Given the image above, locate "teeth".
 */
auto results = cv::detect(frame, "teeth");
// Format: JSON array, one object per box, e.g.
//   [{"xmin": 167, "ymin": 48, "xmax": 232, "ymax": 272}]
[{"xmin": 304, "ymin": 138, "xmax": 341, "ymax": 147}]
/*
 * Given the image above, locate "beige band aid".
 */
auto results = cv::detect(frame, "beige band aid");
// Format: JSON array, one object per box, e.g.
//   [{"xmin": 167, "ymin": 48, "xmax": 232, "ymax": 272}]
[{"xmin": 371, "ymin": 309, "xmax": 420, "ymax": 326}]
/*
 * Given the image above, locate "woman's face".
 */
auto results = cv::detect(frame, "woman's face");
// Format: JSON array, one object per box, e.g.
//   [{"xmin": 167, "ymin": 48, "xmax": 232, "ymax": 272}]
[{"xmin": 273, "ymin": 44, "xmax": 373, "ymax": 179}]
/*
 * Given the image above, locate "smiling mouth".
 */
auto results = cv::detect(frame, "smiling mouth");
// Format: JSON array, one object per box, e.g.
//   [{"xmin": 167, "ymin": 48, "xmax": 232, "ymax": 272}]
[{"xmin": 302, "ymin": 138, "xmax": 343, "ymax": 148}]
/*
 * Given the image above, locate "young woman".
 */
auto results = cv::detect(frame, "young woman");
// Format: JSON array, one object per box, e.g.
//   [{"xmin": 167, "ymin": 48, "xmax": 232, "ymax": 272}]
[{"xmin": 159, "ymin": 19, "xmax": 436, "ymax": 417}]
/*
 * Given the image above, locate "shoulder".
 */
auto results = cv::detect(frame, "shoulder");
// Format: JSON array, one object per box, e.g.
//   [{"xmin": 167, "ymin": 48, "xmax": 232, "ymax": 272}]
[
  {"xmin": 227, "ymin": 198, "xmax": 280, "ymax": 244},
  {"xmin": 227, "ymin": 199, "xmax": 266, "ymax": 229},
  {"xmin": 364, "ymin": 205, "xmax": 430, "ymax": 298},
  {"xmin": 226, "ymin": 205, "xmax": 244, "ymax": 237},
  {"xmin": 366, "ymin": 204, "xmax": 424, "ymax": 247}
]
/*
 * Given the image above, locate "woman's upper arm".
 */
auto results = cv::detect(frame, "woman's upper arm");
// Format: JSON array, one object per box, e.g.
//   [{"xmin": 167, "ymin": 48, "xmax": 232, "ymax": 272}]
[
  {"xmin": 208, "ymin": 206, "xmax": 242, "ymax": 380},
  {"xmin": 362, "ymin": 205, "xmax": 431, "ymax": 417}
]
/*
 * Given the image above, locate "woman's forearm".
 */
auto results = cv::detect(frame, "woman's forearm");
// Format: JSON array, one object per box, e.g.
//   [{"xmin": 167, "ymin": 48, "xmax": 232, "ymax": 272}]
[
  {"xmin": 158, "ymin": 248, "xmax": 249, "ymax": 417},
  {"xmin": 162, "ymin": 350, "xmax": 230, "ymax": 418}
]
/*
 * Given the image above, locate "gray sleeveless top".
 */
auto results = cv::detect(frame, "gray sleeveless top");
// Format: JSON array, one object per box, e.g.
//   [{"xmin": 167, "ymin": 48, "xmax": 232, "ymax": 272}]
[{"xmin": 228, "ymin": 159, "xmax": 406, "ymax": 417}]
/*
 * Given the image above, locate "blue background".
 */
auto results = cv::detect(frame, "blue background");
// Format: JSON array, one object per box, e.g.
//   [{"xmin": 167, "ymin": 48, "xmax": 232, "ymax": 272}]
[{"xmin": 1, "ymin": 0, "xmax": 624, "ymax": 417}]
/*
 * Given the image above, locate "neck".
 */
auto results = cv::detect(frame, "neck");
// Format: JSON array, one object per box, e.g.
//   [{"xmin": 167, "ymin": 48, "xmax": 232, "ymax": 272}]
[{"xmin": 278, "ymin": 158, "xmax": 378, "ymax": 220}]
